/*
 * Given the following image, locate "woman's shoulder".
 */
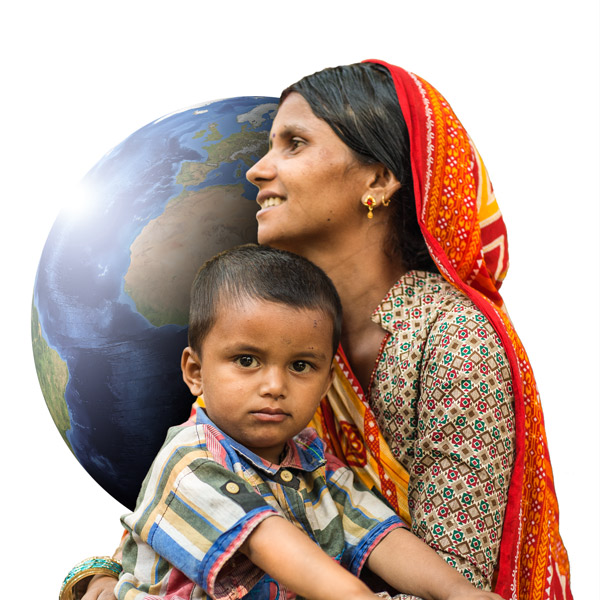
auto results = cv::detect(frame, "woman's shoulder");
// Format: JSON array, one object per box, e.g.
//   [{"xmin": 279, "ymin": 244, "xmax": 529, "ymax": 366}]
[
  {"xmin": 374, "ymin": 270, "xmax": 510, "ymax": 370},
  {"xmin": 374, "ymin": 269, "xmax": 489, "ymax": 331}
]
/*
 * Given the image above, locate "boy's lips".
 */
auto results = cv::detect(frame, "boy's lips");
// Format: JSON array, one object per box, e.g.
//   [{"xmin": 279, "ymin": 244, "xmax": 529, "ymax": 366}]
[{"xmin": 251, "ymin": 407, "xmax": 289, "ymax": 422}]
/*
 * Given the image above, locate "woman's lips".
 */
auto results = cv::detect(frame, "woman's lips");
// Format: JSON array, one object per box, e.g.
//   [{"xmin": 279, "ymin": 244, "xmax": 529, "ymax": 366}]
[
  {"xmin": 259, "ymin": 197, "xmax": 285, "ymax": 209},
  {"xmin": 256, "ymin": 192, "xmax": 286, "ymax": 216}
]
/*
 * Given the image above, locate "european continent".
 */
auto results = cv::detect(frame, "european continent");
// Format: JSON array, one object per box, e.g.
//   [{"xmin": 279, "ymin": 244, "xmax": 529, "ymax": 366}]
[{"xmin": 124, "ymin": 123, "xmax": 269, "ymax": 327}]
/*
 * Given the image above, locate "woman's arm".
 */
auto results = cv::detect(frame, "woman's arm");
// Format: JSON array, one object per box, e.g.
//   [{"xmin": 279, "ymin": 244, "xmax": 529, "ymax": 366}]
[
  {"xmin": 60, "ymin": 560, "xmax": 119, "ymax": 600},
  {"xmin": 411, "ymin": 305, "xmax": 515, "ymax": 586},
  {"xmin": 81, "ymin": 575, "xmax": 118, "ymax": 600},
  {"xmin": 370, "ymin": 288, "xmax": 515, "ymax": 589},
  {"xmin": 79, "ymin": 535, "xmax": 124, "ymax": 600},
  {"xmin": 59, "ymin": 541, "xmax": 123, "ymax": 600},
  {"xmin": 59, "ymin": 531, "xmax": 127, "ymax": 600},
  {"xmin": 367, "ymin": 529, "xmax": 504, "ymax": 600}
]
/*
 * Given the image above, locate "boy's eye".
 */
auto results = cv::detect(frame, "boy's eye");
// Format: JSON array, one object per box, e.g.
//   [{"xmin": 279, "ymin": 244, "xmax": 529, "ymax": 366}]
[
  {"xmin": 235, "ymin": 355, "xmax": 258, "ymax": 368},
  {"xmin": 291, "ymin": 360, "xmax": 312, "ymax": 373}
]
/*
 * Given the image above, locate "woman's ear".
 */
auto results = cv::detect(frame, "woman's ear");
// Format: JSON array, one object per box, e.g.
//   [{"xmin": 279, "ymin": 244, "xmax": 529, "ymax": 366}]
[
  {"xmin": 181, "ymin": 346, "xmax": 203, "ymax": 396},
  {"xmin": 365, "ymin": 164, "xmax": 401, "ymax": 205}
]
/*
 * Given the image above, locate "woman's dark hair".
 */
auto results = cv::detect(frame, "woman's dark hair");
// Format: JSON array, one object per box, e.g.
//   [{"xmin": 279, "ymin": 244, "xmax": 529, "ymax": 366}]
[
  {"xmin": 188, "ymin": 244, "xmax": 343, "ymax": 356},
  {"xmin": 281, "ymin": 62, "xmax": 437, "ymax": 273}
]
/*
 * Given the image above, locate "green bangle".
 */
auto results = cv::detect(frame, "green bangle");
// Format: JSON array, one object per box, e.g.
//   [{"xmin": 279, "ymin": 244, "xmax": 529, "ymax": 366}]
[{"xmin": 59, "ymin": 556, "xmax": 122, "ymax": 600}]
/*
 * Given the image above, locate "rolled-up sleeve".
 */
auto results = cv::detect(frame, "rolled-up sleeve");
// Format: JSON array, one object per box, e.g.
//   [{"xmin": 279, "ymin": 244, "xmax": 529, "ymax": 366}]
[{"xmin": 325, "ymin": 460, "xmax": 407, "ymax": 576}]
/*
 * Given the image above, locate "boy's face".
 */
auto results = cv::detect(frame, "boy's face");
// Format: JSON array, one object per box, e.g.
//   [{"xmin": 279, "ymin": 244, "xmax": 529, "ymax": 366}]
[{"xmin": 181, "ymin": 297, "xmax": 335, "ymax": 464}]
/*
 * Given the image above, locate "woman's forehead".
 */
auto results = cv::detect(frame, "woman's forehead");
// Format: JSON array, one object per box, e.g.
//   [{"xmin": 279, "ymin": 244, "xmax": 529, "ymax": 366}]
[
  {"xmin": 268, "ymin": 94, "xmax": 335, "ymax": 148},
  {"xmin": 270, "ymin": 94, "xmax": 320, "ymax": 133}
]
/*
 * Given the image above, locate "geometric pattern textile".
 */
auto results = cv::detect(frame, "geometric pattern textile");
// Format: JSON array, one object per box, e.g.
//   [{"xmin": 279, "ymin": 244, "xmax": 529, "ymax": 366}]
[
  {"xmin": 365, "ymin": 59, "xmax": 572, "ymax": 600},
  {"xmin": 369, "ymin": 272, "xmax": 515, "ymax": 589}
]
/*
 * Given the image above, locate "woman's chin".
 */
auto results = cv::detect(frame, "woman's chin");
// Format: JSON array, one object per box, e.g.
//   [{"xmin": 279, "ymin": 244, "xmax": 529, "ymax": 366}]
[
  {"xmin": 257, "ymin": 225, "xmax": 288, "ymax": 250},
  {"xmin": 256, "ymin": 226, "xmax": 275, "ymax": 247}
]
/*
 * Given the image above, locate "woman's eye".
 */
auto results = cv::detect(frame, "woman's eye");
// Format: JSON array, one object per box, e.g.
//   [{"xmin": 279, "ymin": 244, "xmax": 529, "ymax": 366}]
[
  {"xmin": 235, "ymin": 355, "xmax": 258, "ymax": 368},
  {"xmin": 290, "ymin": 138, "xmax": 304, "ymax": 150},
  {"xmin": 291, "ymin": 360, "xmax": 312, "ymax": 373}
]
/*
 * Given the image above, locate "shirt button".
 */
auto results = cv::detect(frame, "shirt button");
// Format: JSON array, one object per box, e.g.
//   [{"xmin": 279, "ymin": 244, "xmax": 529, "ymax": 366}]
[
  {"xmin": 280, "ymin": 470, "xmax": 293, "ymax": 482},
  {"xmin": 225, "ymin": 482, "xmax": 240, "ymax": 494}
]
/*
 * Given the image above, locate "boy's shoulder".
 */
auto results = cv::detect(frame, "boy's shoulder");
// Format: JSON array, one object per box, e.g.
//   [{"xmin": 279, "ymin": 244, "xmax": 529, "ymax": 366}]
[{"xmin": 154, "ymin": 415, "xmax": 235, "ymax": 470}]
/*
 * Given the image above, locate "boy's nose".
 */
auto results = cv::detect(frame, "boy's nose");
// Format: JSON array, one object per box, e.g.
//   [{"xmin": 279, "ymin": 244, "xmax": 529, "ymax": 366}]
[{"xmin": 259, "ymin": 366, "xmax": 286, "ymax": 399}]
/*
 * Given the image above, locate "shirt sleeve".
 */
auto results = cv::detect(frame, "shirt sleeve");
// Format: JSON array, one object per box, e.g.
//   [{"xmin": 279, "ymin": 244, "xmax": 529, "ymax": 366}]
[
  {"xmin": 412, "ymin": 304, "xmax": 515, "ymax": 588},
  {"xmin": 324, "ymin": 456, "xmax": 407, "ymax": 576},
  {"xmin": 119, "ymin": 431, "xmax": 281, "ymax": 600}
]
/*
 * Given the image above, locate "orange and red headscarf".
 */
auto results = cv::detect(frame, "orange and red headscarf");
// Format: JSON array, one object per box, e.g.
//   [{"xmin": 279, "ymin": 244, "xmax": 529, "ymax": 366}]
[{"xmin": 365, "ymin": 59, "xmax": 571, "ymax": 600}]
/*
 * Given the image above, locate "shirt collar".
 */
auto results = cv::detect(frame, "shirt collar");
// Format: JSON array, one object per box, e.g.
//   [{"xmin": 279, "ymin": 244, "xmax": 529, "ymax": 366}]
[{"xmin": 195, "ymin": 409, "xmax": 326, "ymax": 475}]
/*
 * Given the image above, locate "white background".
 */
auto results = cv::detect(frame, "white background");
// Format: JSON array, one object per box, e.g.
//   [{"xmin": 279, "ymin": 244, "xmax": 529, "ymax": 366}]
[{"xmin": 1, "ymin": 1, "xmax": 598, "ymax": 597}]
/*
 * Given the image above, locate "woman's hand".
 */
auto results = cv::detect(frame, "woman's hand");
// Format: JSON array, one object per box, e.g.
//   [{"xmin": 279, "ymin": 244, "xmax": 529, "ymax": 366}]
[
  {"xmin": 81, "ymin": 574, "xmax": 118, "ymax": 600},
  {"xmin": 445, "ymin": 588, "xmax": 504, "ymax": 600}
]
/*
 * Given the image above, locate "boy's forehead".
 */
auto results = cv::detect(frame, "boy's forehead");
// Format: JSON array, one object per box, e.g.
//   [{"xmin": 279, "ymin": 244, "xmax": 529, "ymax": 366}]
[
  {"xmin": 214, "ymin": 294, "xmax": 332, "ymax": 321},
  {"xmin": 211, "ymin": 295, "xmax": 335, "ymax": 337},
  {"xmin": 197, "ymin": 296, "xmax": 336, "ymax": 365}
]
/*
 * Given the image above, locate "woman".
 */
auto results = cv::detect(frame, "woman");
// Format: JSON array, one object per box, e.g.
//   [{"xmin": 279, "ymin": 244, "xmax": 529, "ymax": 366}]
[{"xmin": 67, "ymin": 60, "xmax": 571, "ymax": 600}]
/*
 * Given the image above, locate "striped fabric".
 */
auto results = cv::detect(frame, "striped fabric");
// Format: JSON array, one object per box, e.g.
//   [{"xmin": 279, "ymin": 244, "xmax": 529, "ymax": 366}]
[{"xmin": 115, "ymin": 410, "xmax": 405, "ymax": 600}]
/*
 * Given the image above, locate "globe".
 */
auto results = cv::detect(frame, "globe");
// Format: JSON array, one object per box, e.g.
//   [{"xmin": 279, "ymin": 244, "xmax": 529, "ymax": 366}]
[{"xmin": 32, "ymin": 97, "xmax": 278, "ymax": 509}]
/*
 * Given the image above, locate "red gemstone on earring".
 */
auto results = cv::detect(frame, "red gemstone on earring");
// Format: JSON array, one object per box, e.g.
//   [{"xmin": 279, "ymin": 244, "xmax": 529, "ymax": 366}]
[{"xmin": 363, "ymin": 196, "xmax": 376, "ymax": 219}]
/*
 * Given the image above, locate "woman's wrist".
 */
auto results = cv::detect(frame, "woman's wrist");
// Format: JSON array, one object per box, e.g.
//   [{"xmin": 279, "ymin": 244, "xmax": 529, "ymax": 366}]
[
  {"xmin": 59, "ymin": 556, "xmax": 122, "ymax": 600},
  {"xmin": 442, "ymin": 576, "xmax": 503, "ymax": 600}
]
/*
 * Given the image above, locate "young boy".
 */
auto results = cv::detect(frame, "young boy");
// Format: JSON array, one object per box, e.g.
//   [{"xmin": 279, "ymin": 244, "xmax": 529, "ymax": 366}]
[{"xmin": 115, "ymin": 245, "xmax": 503, "ymax": 600}]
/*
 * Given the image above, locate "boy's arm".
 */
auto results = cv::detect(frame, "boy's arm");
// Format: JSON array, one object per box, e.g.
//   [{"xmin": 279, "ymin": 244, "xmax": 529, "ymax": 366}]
[
  {"xmin": 366, "ymin": 529, "xmax": 505, "ymax": 600},
  {"xmin": 240, "ymin": 515, "xmax": 377, "ymax": 600}
]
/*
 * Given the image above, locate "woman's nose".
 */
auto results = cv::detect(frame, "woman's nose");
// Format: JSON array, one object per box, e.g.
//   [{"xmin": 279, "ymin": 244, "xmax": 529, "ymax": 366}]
[
  {"xmin": 259, "ymin": 366, "xmax": 286, "ymax": 399},
  {"xmin": 246, "ymin": 149, "xmax": 276, "ymax": 186}
]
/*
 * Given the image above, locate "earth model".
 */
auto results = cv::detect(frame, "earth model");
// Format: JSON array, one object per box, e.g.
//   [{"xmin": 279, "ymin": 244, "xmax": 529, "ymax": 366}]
[{"xmin": 32, "ymin": 97, "xmax": 278, "ymax": 508}]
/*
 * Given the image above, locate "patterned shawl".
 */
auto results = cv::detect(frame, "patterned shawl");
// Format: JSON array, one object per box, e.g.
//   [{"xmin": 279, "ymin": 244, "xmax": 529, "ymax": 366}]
[{"xmin": 359, "ymin": 59, "xmax": 572, "ymax": 600}]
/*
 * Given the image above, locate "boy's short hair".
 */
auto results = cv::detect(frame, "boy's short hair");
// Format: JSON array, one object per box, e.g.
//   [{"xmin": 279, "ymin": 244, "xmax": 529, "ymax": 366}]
[{"xmin": 188, "ymin": 244, "xmax": 342, "ymax": 356}]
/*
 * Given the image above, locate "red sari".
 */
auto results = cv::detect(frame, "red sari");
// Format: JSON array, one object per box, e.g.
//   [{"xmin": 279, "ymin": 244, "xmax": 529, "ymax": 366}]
[{"xmin": 313, "ymin": 60, "xmax": 572, "ymax": 600}]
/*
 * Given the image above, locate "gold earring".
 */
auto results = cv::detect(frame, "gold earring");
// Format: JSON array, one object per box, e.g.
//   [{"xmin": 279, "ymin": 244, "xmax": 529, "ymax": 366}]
[
  {"xmin": 381, "ymin": 193, "xmax": 390, "ymax": 207},
  {"xmin": 362, "ymin": 195, "xmax": 376, "ymax": 219}
]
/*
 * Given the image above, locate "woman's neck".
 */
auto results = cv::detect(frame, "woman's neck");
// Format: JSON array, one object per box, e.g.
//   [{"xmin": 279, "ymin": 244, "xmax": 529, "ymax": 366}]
[{"xmin": 303, "ymin": 241, "xmax": 405, "ymax": 391}]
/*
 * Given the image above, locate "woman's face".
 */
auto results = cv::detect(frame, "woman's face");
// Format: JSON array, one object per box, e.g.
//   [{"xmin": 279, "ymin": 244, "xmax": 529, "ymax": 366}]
[{"xmin": 246, "ymin": 92, "xmax": 375, "ymax": 255}]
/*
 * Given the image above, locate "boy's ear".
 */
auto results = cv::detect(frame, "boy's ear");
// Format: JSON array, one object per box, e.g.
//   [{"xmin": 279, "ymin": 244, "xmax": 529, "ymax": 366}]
[
  {"xmin": 324, "ymin": 363, "xmax": 335, "ymax": 396},
  {"xmin": 181, "ymin": 346, "xmax": 203, "ymax": 397}
]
